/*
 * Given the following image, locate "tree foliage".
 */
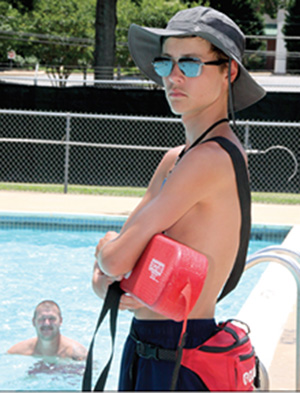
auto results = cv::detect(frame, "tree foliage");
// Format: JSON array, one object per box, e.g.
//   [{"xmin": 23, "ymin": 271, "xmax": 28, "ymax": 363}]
[
  {"xmin": 0, "ymin": 0, "xmax": 271, "ymax": 77},
  {"xmin": 116, "ymin": 0, "xmax": 200, "ymax": 69},
  {"xmin": 0, "ymin": 1, "xmax": 24, "ymax": 62},
  {"xmin": 28, "ymin": 0, "xmax": 95, "ymax": 84},
  {"xmin": 0, "ymin": 0, "xmax": 95, "ymax": 84},
  {"xmin": 206, "ymin": 0, "xmax": 265, "ymax": 68}
]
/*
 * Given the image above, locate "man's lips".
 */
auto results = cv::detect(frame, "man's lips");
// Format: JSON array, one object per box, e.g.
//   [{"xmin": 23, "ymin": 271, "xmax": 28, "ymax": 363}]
[
  {"xmin": 41, "ymin": 326, "xmax": 53, "ymax": 332},
  {"xmin": 168, "ymin": 89, "xmax": 187, "ymax": 98}
]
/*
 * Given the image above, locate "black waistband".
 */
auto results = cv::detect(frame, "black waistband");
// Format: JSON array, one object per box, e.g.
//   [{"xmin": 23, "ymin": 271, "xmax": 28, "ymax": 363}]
[
  {"xmin": 130, "ymin": 327, "xmax": 178, "ymax": 362},
  {"xmin": 129, "ymin": 318, "xmax": 217, "ymax": 362}
]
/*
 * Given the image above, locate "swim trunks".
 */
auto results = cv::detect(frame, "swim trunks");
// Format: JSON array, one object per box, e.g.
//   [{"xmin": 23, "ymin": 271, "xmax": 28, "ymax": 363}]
[{"xmin": 118, "ymin": 318, "xmax": 217, "ymax": 391}]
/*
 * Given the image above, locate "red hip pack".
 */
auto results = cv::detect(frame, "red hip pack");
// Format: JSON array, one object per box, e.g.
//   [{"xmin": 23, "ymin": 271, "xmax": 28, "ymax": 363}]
[
  {"xmin": 181, "ymin": 319, "xmax": 257, "ymax": 391},
  {"xmin": 120, "ymin": 233, "xmax": 208, "ymax": 321}
]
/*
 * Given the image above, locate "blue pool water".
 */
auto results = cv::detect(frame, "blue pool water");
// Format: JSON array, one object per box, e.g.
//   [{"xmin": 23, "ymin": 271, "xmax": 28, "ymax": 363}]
[{"xmin": 0, "ymin": 214, "xmax": 290, "ymax": 391}]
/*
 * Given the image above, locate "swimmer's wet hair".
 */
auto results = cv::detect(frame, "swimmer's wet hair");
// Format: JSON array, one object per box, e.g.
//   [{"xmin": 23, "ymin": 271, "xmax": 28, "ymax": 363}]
[{"xmin": 33, "ymin": 300, "xmax": 61, "ymax": 319}]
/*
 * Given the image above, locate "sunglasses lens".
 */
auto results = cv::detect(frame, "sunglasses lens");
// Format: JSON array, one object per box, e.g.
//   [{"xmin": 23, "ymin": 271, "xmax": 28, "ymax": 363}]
[
  {"xmin": 152, "ymin": 59, "xmax": 173, "ymax": 77},
  {"xmin": 178, "ymin": 60, "xmax": 201, "ymax": 77},
  {"xmin": 152, "ymin": 58, "xmax": 202, "ymax": 78}
]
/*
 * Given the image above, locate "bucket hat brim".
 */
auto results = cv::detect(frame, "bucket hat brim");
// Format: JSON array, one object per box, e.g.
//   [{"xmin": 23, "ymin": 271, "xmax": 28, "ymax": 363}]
[{"xmin": 128, "ymin": 24, "xmax": 266, "ymax": 112}]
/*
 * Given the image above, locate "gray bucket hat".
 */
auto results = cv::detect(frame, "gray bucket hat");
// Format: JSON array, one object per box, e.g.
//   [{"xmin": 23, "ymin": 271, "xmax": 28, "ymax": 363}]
[{"xmin": 128, "ymin": 6, "xmax": 266, "ymax": 112}]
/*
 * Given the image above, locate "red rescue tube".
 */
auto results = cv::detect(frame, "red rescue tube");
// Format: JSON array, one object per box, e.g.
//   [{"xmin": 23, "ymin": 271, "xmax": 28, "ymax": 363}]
[{"xmin": 120, "ymin": 233, "xmax": 208, "ymax": 321}]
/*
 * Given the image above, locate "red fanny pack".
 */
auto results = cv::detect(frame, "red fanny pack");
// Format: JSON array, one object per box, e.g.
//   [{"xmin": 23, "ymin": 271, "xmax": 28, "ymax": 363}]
[
  {"xmin": 181, "ymin": 319, "xmax": 257, "ymax": 391},
  {"xmin": 120, "ymin": 233, "xmax": 208, "ymax": 321}
]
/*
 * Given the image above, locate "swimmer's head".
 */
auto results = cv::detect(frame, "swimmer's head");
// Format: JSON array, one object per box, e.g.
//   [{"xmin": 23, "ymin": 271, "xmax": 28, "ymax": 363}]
[
  {"xmin": 32, "ymin": 300, "xmax": 62, "ymax": 339},
  {"xmin": 33, "ymin": 300, "xmax": 61, "ymax": 319}
]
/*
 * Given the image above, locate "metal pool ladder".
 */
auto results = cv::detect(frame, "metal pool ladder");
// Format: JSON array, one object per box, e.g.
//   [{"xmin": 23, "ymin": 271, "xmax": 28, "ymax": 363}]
[{"xmin": 245, "ymin": 245, "xmax": 300, "ymax": 390}]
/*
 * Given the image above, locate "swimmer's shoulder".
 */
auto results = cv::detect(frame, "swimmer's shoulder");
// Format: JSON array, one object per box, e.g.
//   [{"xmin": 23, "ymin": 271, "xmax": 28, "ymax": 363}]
[
  {"xmin": 60, "ymin": 335, "xmax": 87, "ymax": 361},
  {"xmin": 7, "ymin": 337, "xmax": 37, "ymax": 355}
]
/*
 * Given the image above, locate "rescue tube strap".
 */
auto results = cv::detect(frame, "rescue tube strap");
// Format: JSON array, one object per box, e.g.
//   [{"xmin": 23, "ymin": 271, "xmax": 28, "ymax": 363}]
[{"xmin": 82, "ymin": 281, "xmax": 124, "ymax": 391}]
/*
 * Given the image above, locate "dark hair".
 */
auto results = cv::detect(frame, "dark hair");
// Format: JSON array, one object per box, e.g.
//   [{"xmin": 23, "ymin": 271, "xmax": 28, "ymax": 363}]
[{"xmin": 210, "ymin": 44, "xmax": 229, "ymax": 71}]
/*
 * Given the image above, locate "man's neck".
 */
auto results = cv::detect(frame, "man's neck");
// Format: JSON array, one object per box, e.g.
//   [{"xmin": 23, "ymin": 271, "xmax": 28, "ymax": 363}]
[
  {"xmin": 34, "ymin": 334, "xmax": 61, "ymax": 356},
  {"xmin": 182, "ymin": 108, "xmax": 228, "ymax": 148}
]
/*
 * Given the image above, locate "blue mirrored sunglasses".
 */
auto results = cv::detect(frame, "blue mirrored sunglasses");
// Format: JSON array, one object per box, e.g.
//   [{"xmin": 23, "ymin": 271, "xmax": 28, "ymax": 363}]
[{"xmin": 152, "ymin": 57, "xmax": 229, "ymax": 78}]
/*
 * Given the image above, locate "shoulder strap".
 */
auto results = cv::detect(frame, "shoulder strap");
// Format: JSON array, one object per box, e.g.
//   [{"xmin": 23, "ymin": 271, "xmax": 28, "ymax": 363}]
[
  {"xmin": 82, "ymin": 281, "xmax": 124, "ymax": 391},
  {"xmin": 203, "ymin": 137, "xmax": 251, "ymax": 301}
]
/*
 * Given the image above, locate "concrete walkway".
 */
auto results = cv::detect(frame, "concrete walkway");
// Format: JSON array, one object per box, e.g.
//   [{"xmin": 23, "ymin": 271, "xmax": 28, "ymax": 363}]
[
  {"xmin": 1, "ymin": 190, "xmax": 300, "ymax": 225},
  {"xmin": 1, "ymin": 190, "xmax": 300, "ymax": 391}
]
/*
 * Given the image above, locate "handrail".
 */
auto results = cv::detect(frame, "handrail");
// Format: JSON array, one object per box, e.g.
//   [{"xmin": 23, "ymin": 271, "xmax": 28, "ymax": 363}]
[
  {"xmin": 253, "ymin": 246, "xmax": 300, "ymax": 262},
  {"xmin": 245, "ymin": 246, "xmax": 300, "ymax": 390},
  {"xmin": 258, "ymin": 361, "xmax": 269, "ymax": 391},
  {"xmin": 246, "ymin": 146, "xmax": 298, "ymax": 182}
]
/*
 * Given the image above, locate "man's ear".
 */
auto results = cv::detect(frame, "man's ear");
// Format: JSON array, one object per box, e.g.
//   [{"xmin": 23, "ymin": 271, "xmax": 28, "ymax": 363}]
[
  {"xmin": 32, "ymin": 317, "xmax": 36, "ymax": 327},
  {"xmin": 230, "ymin": 59, "xmax": 239, "ymax": 83}
]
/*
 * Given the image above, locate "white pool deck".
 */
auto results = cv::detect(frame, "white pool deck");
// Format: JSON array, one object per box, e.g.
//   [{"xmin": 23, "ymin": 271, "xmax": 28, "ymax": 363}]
[{"xmin": 1, "ymin": 190, "xmax": 300, "ymax": 391}]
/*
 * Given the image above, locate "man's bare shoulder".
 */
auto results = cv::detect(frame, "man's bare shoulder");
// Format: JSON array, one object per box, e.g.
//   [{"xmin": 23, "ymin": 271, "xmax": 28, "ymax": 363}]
[
  {"xmin": 60, "ymin": 335, "xmax": 87, "ymax": 361},
  {"xmin": 7, "ymin": 337, "xmax": 37, "ymax": 355}
]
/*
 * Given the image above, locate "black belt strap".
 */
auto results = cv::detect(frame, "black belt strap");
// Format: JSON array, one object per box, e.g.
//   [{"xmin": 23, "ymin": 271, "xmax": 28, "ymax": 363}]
[
  {"xmin": 130, "ymin": 325, "xmax": 187, "ymax": 390},
  {"xmin": 130, "ymin": 328, "xmax": 177, "ymax": 362}
]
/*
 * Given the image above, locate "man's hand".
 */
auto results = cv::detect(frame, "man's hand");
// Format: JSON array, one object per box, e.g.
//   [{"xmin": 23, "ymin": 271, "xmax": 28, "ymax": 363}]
[{"xmin": 119, "ymin": 293, "xmax": 145, "ymax": 311}]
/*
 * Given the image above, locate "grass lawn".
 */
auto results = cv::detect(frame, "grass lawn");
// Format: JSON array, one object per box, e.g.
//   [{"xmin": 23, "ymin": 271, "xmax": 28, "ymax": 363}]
[{"xmin": 0, "ymin": 182, "xmax": 299, "ymax": 204}]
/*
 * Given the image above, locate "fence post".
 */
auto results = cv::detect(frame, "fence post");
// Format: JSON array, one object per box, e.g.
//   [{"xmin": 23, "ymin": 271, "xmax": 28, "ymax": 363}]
[
  {"xmin": 64, "ymin": 114, "xmax": 71, "ymax": 194},
  {"xmin": 244, "ymin": 120, "xmax": 250, "ymax": 149}
]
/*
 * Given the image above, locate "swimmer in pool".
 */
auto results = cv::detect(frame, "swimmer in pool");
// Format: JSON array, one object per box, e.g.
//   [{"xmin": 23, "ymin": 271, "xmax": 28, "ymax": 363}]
[{"xmin": 7, "ymin": 300, "xmax": 87, "ymax": 361}]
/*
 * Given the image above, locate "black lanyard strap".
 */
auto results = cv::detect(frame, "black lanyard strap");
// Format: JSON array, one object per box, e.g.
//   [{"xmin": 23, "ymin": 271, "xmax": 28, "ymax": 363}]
[
  {"xmin": 82, "ymin": 281, "xmax": 124, "ymax": 391},
  {"xmin": 178, "ymin": 118, "xmax": 229, "ymax": 161}
]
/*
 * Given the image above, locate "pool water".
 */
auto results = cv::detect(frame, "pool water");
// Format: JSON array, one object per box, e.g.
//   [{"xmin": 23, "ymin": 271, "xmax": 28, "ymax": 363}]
[{"xmin": 0, "ymin": 225, "xmax": 287, "ymax": 391}]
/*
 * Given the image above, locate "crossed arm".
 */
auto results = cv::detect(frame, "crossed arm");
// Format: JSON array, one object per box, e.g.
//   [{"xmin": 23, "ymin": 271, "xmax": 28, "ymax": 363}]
[{"xmin": 92, "ymin": 142, "xmax": 231, "ymax": 310}]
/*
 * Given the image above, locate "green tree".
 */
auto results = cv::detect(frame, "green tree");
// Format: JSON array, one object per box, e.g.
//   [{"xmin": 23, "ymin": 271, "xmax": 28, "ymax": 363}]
[
  {"xmin": 283, "ymin": 0, "xmax": 300, "ymax": 72},
  {"xmin": 0, "ymin": 0, "xmax": 95, "ymax": 84},
  {"xmin": 208, "ymin": 0, "xmax": 265, "ymax": 69},
  {"xmin": 116, "ymin": 0, "xmax": 199, "ymax": 73},
  {"xmin": 28, "ymin": 0, "xmax": 95, "ymax": 85},
  {"xmin": 0, "ymin": 1, "xmax": 24, "ymax": 63}
]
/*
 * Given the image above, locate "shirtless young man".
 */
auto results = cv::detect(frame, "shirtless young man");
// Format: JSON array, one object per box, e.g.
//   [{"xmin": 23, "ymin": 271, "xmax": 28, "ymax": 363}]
[
  {"xmin": 7, "ymin": 300, "xmax": 87, "ymax": 361},
  {"xmin": 92, "ymin": 6, "xmax": 265, "ymax": 390}
]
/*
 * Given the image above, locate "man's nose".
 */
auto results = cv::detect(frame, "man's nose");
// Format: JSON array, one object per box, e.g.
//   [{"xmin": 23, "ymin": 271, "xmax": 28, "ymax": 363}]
[
  {"xmin": 168, "ymin": 63, "xmax": 185, "ymax": 83},
  {"xmin": 43, "ymin": 318, "xmax": 51, "ymax": 325}
]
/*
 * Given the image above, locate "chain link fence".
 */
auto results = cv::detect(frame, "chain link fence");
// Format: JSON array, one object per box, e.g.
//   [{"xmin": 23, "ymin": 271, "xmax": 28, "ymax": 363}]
[{"xmin": 0, "ymin": 109, "xmax": 299, "ymax": 203}]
